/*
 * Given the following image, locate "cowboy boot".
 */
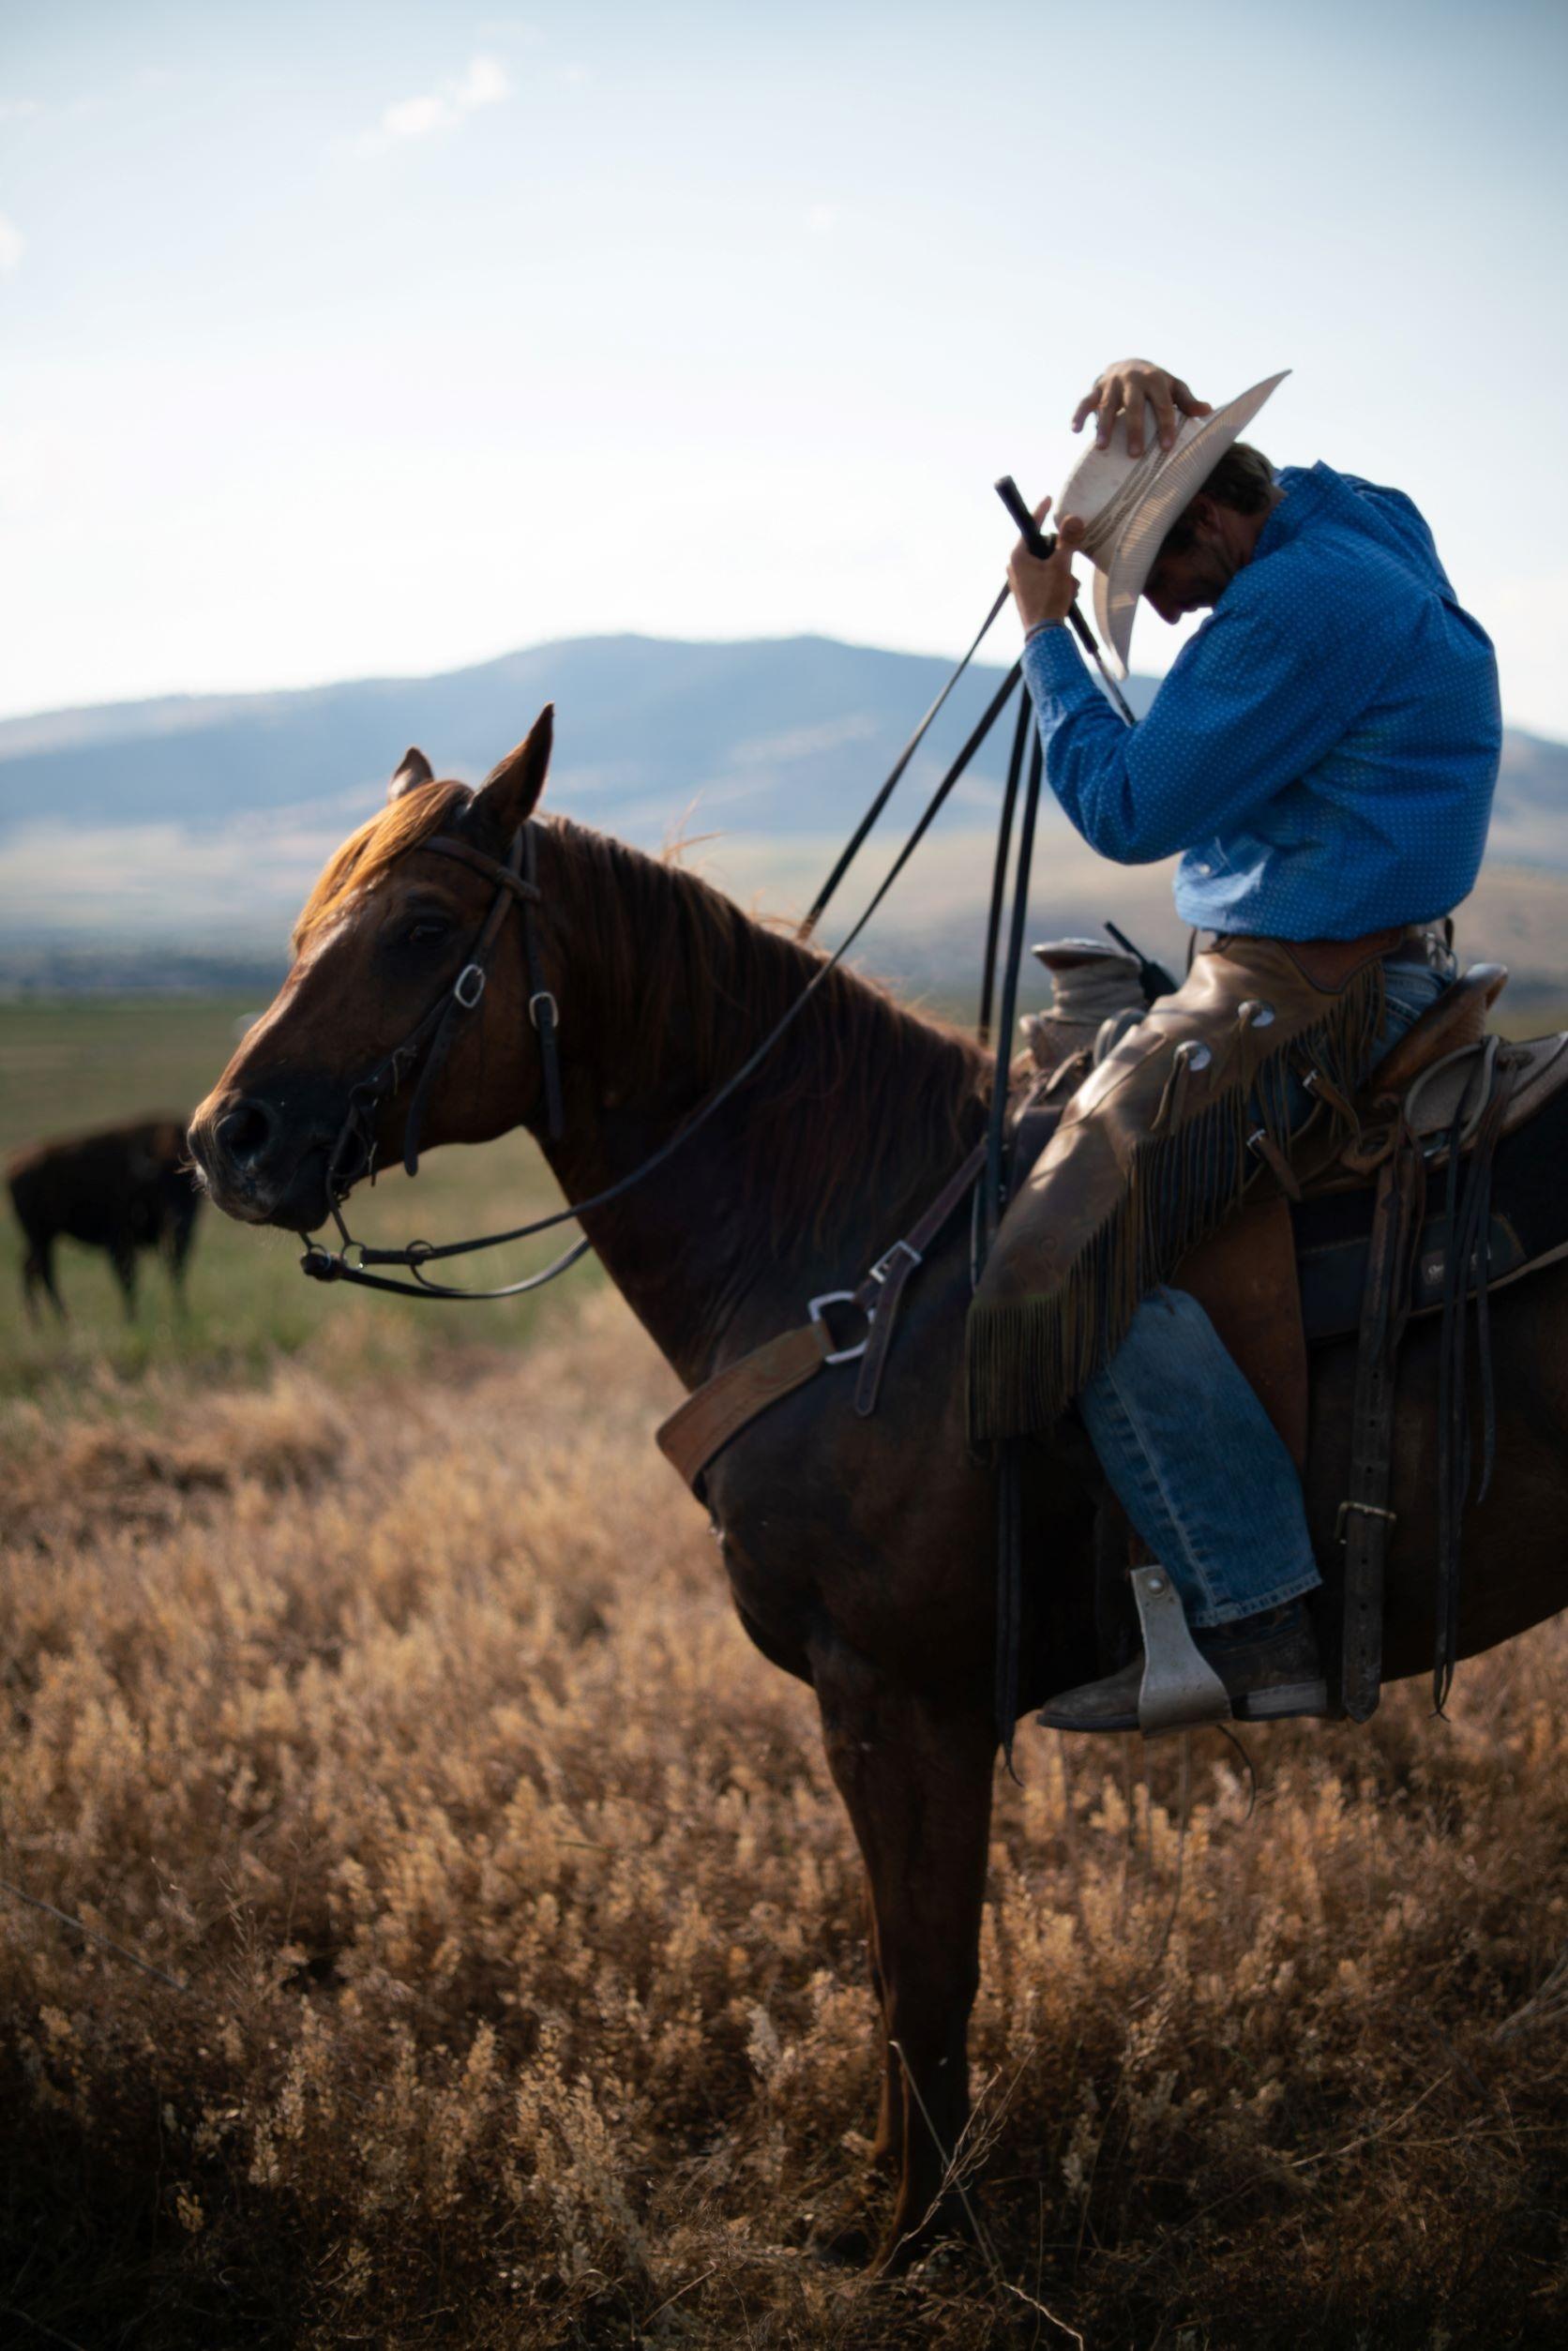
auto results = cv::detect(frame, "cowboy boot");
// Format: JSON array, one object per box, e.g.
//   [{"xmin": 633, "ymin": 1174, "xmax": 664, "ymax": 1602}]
[{"xmin": 1038, "ymin": 1598, "xmax": 1328, "ymax": 1735}]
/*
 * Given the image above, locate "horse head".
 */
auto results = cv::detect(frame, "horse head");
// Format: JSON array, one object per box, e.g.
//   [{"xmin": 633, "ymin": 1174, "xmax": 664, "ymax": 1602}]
[{"xmin": 190, "ymin": 707, "xmax": 556, "ymax": 1231}]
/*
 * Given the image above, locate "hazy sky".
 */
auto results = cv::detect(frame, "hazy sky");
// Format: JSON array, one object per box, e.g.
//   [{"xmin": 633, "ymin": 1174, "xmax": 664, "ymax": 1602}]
[{"xmin": 3, "ymin": 0, "xmax": 1565, "ymax": 735}]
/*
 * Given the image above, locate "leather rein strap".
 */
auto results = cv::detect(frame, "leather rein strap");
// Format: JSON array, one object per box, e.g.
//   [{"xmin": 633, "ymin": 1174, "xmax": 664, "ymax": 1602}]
[{"xmin": 1338, "ymin": 1135, "xmax": 1423, "ymax": 1721}]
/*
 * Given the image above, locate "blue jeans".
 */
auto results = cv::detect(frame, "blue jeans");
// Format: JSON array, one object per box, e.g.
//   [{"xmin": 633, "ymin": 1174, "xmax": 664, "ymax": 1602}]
[{"xmin": 1078, "ymin": 954, "xmax": 1453, "ymax": 1629}]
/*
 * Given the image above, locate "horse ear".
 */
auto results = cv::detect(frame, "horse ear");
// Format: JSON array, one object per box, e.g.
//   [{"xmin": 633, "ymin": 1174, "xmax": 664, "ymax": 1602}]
[
  {"xmin": 467, "ymin": 704, "xmax": 554, "ymax": 845},
  {"xmin": 388, "ymin": 746, "xmax": 435, "ymax": 802}
]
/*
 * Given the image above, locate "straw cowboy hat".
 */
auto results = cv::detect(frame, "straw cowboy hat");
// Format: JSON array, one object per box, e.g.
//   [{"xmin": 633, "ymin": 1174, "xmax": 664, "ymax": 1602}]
[{"xmin": 1058, "ymin": 370, "xmax": 1289, "ymax": 677}]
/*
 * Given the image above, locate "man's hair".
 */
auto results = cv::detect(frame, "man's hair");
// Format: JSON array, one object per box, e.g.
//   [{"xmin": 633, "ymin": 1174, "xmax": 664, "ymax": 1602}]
[{"xmin": 1158, "ymin": 441, "xmax": 1275, "ymax": 557}]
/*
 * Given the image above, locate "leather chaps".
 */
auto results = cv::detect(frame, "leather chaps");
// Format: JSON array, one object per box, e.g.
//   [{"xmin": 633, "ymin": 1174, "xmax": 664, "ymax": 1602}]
[{"xmin": 966, "ymin": 927, "xmax": 1418, "ymax": 1442}]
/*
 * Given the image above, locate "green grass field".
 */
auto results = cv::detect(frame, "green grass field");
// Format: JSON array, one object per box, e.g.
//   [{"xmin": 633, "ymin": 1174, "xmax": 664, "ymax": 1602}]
[{"xmin": 0, "ymin": 997, "xmax": 587, "ymax": 1413}]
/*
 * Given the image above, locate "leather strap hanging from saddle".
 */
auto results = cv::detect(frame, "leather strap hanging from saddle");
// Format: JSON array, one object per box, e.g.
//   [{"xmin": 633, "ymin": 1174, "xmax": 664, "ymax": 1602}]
[
  {"xmin": 1340, "ymin": 1136, "xmax": 1424, "ymax": 1721},
  {"xmin": 966, "ymin": 928, "xmax": 1412, "ymax": 1442}
]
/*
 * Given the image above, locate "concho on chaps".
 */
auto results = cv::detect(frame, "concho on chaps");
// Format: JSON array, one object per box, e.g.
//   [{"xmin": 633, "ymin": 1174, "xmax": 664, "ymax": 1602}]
[{"xmin": 966, "ymin": 931, "xmax": 1405, "ymax": 1442}]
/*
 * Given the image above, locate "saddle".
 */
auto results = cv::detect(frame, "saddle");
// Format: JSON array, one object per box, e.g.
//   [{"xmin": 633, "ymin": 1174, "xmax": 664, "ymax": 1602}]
[
  {"xmin": 1016, "ymin": 943, "xmax": 1568, "ymax": 1722},
  {"xmin": 1016, "ymin": 950, "xmax": 1568, "ymax": 1368}
]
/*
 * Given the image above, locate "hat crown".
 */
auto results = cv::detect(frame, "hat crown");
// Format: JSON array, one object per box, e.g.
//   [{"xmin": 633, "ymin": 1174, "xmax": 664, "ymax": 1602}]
[
  {"xmin": 1057, "ymin": 403, "xmax": 1209, "ymax": 559},
  {"xmin": 1042, "ymin": 368, "xmax": 1289, "ymax": 680}
]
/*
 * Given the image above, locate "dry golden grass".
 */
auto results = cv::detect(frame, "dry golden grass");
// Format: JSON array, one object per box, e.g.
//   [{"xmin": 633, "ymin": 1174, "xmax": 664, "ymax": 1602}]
[{"xmin": 4, "ymin": 1289, "xmax": 1568, "ymax": 2348}]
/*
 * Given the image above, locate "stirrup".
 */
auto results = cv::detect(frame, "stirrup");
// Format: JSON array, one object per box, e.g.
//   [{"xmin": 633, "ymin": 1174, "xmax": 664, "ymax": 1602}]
[{"xmin": 1129, "ymin": 1566, "xmax": 1233, "ymax": 1735}]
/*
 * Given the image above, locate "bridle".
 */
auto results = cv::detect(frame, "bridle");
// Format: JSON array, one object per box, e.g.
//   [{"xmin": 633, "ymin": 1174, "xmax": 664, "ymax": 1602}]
[{"xmin": 303, "ymin": 819, "xmax": 584, "ymax": 1301}]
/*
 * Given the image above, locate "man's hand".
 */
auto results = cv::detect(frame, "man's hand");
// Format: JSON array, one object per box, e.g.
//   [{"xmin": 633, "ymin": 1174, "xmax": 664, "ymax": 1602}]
[
  {"xmin": 1072, "ymin": 359, "xmax": 1212, "ymax": 457},
  {"xmin": 1008, "ymin": 496, "xmax": 1084, "ymax": 634}
]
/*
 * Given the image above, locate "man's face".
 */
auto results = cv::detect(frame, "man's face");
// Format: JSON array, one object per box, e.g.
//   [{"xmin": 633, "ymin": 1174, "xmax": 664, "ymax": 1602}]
[
  {"xmin": 1141, "ymin": 493, "xmax": 1258, "ymax": 625},
  {"xmin": 1142, "ymin": 535, "xmax": 1235, "ymax": 624}
]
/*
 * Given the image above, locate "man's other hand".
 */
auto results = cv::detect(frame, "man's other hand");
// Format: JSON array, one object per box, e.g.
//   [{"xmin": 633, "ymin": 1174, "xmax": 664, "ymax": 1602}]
[
  {"xmin": 1008, "ymin": 498, "xmax": 1084, "ymax": 634},
  {"xmin": 1072, "ymin": 360, "xmax": 1213, "ymax": 456}
]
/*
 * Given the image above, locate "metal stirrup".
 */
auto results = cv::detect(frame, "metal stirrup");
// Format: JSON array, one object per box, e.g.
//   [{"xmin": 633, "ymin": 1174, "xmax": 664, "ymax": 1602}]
[{"xmin": 1129, "ymin": 1565, "xmax": 1233, "ymax": 1735}]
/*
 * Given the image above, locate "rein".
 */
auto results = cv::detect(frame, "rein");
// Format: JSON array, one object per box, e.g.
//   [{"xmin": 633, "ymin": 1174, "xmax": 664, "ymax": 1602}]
[
  {"xmin": 301, "ymin": 660, "xmax": 1025, "ymax": 1301},
  {"xmin": 301, "ymin": 489, "xmax": 1133, "ymax": 1310}
]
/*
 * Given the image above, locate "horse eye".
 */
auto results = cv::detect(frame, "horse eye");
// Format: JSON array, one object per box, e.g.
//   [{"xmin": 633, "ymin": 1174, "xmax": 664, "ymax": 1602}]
[{"xmin": 402, "ymin": 916, "xmax": 455, "ymax": 948}]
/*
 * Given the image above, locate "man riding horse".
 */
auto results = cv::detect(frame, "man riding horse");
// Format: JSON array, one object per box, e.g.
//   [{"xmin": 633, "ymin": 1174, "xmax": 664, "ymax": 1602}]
[{"xmin": 974, "ymin": 355, "xmax": 1501, "ymax": 1733}]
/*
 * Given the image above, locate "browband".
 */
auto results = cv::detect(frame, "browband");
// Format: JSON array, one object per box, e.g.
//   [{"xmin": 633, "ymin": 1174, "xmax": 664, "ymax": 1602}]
[{"xmin": 421, "ymin": 835, "xmax": 543, "ymax": 902}]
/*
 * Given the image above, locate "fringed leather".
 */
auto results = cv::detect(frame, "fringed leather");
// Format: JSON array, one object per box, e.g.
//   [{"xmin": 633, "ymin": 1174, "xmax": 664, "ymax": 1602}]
[{"xmin": 967, "ymin": 942, "xmax": 1388, "ymax": 1440}]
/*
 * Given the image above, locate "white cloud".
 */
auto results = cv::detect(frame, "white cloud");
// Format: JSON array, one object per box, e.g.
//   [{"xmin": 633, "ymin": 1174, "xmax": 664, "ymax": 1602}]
[
  {"xmin": 355, "ymin": 54, "xmax": 510, "ymax": 155},
  {"xmin": 456, "ymin": 57, "xmax": 509, "ymax": 108},
  {"xmin": 0, "ymin": 216, "xmax": 23, "ymax": 277},
  {"xmin": 0, "ymin": 98, "xmax": 44, "ymax": 122},
  {"xmin": 806, "ymin": 204, "xmax": 838, "ymax": 236}
]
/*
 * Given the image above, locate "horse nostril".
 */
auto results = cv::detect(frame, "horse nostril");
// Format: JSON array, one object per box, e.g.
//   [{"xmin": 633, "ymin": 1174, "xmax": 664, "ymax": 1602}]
[{"xmin": 218, "ymin": 1098, "xmax": 279, "ymax": 1172}]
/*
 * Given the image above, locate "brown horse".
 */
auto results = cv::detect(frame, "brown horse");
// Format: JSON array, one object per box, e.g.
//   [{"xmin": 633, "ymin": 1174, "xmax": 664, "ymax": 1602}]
[{"xmin": 189, "ymin": 709, "xmax": 1568, "ymax": 2270}]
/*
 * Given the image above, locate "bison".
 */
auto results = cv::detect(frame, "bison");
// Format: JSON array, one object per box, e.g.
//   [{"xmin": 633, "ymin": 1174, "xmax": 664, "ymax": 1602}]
[{"xmin": 7, "ymin": 1116, "xmax": 202, "ymax": 1321}]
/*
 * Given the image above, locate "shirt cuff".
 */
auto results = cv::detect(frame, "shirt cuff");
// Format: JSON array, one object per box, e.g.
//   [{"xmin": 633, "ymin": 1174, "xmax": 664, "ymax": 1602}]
[{"xmin": 1021, "ymin": 617, "xmax": 1095, "ymax": 712}]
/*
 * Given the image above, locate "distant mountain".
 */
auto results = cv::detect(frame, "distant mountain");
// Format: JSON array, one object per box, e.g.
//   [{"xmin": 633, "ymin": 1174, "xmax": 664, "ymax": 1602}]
[
  {"xmin": 0, "ymin": 636, "xmax": 1031, "ymax": 842},
  {"xmin": 2, "ymin": 634, "xmax": 1564, "ymax": 991}
]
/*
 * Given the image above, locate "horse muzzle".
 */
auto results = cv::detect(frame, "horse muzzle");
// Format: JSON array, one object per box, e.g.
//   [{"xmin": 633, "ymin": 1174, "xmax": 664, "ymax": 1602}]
[{"xmin": 188, "ymin": 1084, "xmax": 338, "ymax": 1231}]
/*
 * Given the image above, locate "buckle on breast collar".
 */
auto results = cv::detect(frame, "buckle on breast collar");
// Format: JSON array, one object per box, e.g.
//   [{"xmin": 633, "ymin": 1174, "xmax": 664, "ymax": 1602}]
[
  {"xmin": 808, "ymin": 1289, "xmax": 872, "ymax": 1364},
  {"xmin": 529, "ymin": 989, "xmax": 560, "ymax": 1031},
  {"xmin": 453, "ymin": 962, "xmax": 487, "ymax": 1009},
  {"xmin": 868, "ymin": 1237, "xmax": 922, "ymax": 1286}
]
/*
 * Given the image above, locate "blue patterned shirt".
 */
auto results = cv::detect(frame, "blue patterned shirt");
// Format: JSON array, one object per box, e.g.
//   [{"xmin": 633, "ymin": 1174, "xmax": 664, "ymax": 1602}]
[{"xmin": 1021, "ymin": 461, "xmax": 1501, "ymax": 940}]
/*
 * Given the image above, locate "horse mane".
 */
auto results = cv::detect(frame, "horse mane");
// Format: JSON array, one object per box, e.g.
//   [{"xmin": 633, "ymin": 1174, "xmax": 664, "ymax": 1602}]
[
  {"xmin": 292, "ymin": 781, "xmax": 472, "ymax": 955},
  {"xmin": 543, "ymin": 816, "xmax": 990, "ymax": 1242},
  {"xmin": 289, "ymin": 783, "xmax": 992, "ymax": 1243}
]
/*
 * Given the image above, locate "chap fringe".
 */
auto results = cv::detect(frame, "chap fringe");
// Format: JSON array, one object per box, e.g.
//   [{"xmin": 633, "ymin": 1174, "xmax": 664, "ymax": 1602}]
[{"xmin": 966, "ymin": 962, "xmax": 1385, "ymax": 1440}]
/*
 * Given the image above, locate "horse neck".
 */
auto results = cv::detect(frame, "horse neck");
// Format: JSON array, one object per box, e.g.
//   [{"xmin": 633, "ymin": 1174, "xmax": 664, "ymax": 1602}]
[{"xmin": 532, "ymin": 820, "xmax": 988, "ymax": 1385}]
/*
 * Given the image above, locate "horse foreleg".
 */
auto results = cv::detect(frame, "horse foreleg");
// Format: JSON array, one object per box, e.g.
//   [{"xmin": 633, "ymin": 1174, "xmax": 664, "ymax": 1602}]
[
  {"xmin": 866, "ymin": 1896, "xmax": 900, "ymax": 2178},
  {"xmin": 813, "ymin": 1636, "xmax": 995, "ymax": 2272}
]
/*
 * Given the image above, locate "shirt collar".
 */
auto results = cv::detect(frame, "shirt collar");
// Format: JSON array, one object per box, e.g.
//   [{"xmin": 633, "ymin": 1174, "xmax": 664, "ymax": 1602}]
[{"xmin": 1253, "ymin": 462, "xmax": 1334, "ymax": 561}]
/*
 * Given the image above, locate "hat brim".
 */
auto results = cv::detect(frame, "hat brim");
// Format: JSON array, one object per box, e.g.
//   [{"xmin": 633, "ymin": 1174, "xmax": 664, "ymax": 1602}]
[{"xmin": 1089, "ymin": 371, "xmax": 1290, "ymax": 678}]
